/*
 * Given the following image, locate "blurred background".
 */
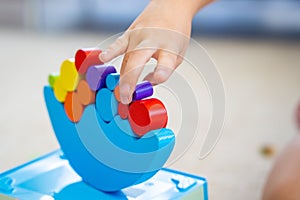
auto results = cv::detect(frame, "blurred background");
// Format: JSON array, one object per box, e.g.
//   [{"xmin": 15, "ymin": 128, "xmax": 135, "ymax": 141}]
[
  {"xmin": 0, "ymin": 0, "xmax": 300, "ymax": 199},
  {"xmin": 1, "ymin": 0, "xmax": 300, "ymax": 36}
]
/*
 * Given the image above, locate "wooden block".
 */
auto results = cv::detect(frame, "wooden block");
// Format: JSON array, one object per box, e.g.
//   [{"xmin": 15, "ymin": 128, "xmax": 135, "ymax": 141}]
[
  {"xmin": 133, "ymin": 81, "xmax": 153, "ymax": 101},
  {"xmin": 86, "ymin": 65, "xmax": 116, "ymax": 91},
  {"xmin": 114, "ymin": 85, "xmax": 121, "ymax": 102},
  {"xmin": 118, "ymin": 103, "xmax": 129, "ymax": 119},
  {"xmin": 96, "ymin": 88, "xmax": 118, "ymax": 122},
  {"xmin": 48, "ymin": 73, "xmax": 59, "ymax": 88},
  {"xmin": 75, "ymin": 48, "xmax": 103, "ymax": 74},
  {"xmin": 106, "ymin": 73, "xmax": 120, "ymax": 91},
  {"xmin": 77, "ymin": 80, "xmax": 95, "ymax": 106},
  {"xmin": 53, "ymin": 77, "xmax": 68, "ymax": 102},
  {"xmin": 114, "ymin": 81, "xmax": 153, "ymax": 103},
  {"xmin": 64, "ymin": 92, "xmax": 84, "ymax": 123},
  {"xmin": 60, "ymin": 59, "xmax": 82, "ymax": 92},
  {"xmin": 128, "ymin": 98, "xmax": 168, "ymax": 137}
]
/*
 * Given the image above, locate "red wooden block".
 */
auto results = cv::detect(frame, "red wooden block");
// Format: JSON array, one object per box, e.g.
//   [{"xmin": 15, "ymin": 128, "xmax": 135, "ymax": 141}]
[
  {"xmin": 75, "ymin": 48, "xmax": 103, "ymax": 74},
  {"xmin": 118, "ymin": 103, "xmax": 129, "ymax": 119},
  {"xmin": 128, "ymin": 98, "xmax": 168, "ymax": 137}
]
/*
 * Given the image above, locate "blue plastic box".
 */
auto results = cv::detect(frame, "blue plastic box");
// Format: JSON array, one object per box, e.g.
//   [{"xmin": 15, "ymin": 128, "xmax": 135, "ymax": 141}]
[{"xmin": 0, "ymin": 150, "xmax": 208, "ymax": 200}]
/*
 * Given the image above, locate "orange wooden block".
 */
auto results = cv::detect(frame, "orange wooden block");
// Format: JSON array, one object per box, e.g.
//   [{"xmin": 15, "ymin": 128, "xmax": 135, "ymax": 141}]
[
  {"xmin": 75, "ymin": 48, "xmax": 103, "ymax": 74},
  {"xmin": 118, "ymin": 103, "xmax": 129, "ymax": 119},
  {"xmin": 64, "ymin": 92, "xmax": 84, "ymax": 123},
  {"xmin": 114, "ymin": 85, "xmax": 121, "ymax": 102},
  {"xmin": 77, "ymin": 80, "xmax": 95, "ymax": 106},
  {"xmin": 128, "ymin": 98, "xmax": 168, "ymax": 137}
]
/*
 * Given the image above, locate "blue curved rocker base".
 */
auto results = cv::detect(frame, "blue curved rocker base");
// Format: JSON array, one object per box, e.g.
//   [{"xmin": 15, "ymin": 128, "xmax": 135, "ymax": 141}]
[{"xmin": 44, "ymin": 86, "xmax": 175, "ymax": 192}]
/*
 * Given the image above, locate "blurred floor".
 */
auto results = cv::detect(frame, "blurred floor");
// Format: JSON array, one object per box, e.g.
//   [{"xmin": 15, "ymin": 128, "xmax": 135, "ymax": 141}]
[{"xmin": 0, "ymin": 28, "xmax": 299, "ymax": 200}]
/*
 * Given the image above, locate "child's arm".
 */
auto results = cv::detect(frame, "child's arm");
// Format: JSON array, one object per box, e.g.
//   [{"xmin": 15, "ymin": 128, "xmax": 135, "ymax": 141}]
[{"xmin": 99, "ymin": 0, "xmax": 214, "ymax": 104}]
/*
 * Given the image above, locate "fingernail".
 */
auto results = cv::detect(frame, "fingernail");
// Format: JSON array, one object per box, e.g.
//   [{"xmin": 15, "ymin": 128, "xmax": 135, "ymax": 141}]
[
  {"xmin": 99, "ymin": 51, "xmax": 108, "ymax": 61},
  {"xmin": 152, "ymin": 69, "xmax": 169, "ymax": 85},
  {"xmin": 119, "ymin": 83, "xmax": 132, "ymax": 104},
  {"xmin": 156, "ymin": 69, "xmax": 168, "ymax": 79},
  {"xmin": 120, "ymin": 95, "xmax": 132, "ymax": 104}
]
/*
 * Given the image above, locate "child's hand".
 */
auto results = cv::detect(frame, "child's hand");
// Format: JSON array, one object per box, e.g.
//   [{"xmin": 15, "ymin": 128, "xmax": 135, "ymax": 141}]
[{"xmin": 99, "ymin": 0, "xmax": 212, "ymax": 104}]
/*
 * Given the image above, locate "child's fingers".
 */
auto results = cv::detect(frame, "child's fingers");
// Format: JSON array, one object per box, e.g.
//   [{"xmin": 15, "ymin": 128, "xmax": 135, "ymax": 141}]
[
  {"xmin": 99, "ymin": 33, "xmax": 129, "ymax": 63},
  {"xmin": 144, "ymin": 51, "xmax": 179, "ymax": 85},
  {"xmin": 119, "ymin": 49, "xmax": 155, "ymax": 104}
]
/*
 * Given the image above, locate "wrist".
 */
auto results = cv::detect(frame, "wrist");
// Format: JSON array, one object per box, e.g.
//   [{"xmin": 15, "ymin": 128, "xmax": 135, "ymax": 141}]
[{"xmin": 150, "ymin": 0, "xmax": 212, "ymax": 18}]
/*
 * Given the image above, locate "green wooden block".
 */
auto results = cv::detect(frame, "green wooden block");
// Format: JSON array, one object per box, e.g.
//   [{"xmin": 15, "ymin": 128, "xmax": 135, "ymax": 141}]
[{"xmin": 48, "ymin": 73, "xmax": 60, "ymax": 88}]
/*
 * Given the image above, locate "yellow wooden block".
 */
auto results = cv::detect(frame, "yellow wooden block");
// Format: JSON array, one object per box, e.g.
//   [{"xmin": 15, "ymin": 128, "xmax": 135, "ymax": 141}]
[
  {"xmin": 60, "ymin": 58, "xmax": 82, "ymax": 91},
  {"xmin": 54, "ymin": 77, "xmax": 68, "ymax": 102}
]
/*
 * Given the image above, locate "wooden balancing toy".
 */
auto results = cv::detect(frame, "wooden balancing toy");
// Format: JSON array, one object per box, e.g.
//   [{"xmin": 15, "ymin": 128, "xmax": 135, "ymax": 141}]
[{"xmin": 44, "ymin": 48, "xmax": 175, "ymax": 192}]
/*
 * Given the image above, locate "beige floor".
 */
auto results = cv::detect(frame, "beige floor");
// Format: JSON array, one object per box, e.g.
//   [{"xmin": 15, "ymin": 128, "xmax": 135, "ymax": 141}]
[{"xmin": 0, "ymin": 29, "xmax": 299, "ymax": 200}]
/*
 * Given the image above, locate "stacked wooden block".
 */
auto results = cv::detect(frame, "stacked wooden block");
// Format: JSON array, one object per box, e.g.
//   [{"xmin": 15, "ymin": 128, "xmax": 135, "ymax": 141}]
[{"xmin": 48, "ymin": 48, "xmax": 168, "ymax": 137}]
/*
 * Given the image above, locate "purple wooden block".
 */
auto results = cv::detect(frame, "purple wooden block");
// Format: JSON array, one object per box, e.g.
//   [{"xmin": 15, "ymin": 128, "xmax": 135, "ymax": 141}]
[
  {"xmin": 86, "ymin": 65, "xmax": 116, "ymax": 91},
  {"xmin": 132, "ymin": 81, "xmax": 153, "ymax": 101}
]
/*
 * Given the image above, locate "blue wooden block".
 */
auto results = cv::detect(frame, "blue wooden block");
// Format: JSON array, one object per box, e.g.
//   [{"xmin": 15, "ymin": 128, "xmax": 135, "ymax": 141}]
[
  {"xmin": 96, "ymin": 88, "xmax": 118, "ymax": 122},
  {"xmin": 44, "ymin": 86, "xmax": 175, "ymax": 192},
  {"xmin": 106, "ymin": 73, "xmax": 120, "ymax": 91}
]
